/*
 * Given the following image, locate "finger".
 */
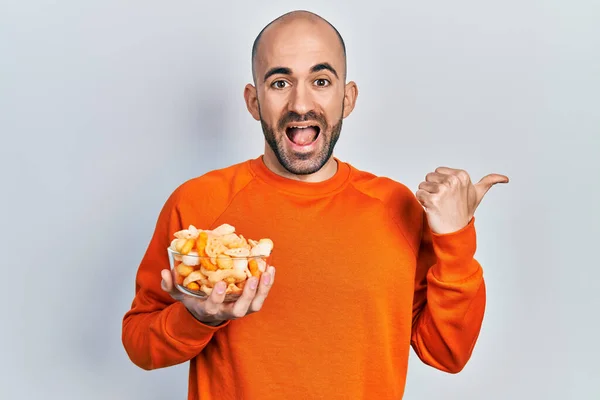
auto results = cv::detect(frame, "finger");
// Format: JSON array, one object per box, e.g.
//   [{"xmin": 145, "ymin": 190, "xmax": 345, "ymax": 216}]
[
  {"xmin": 250, "ymin": 266, "xmax": 276, "ymax": 313},
  {"xmin": 436, "ymin": 167, "xmax": 472, "ymax": 186},
  {"xmin": 475, "ymin": 173, "xmax": 509, "ymax": 199},
  {"xmin": 418, "ymin": 181, "xmax": 440, "ymax": 193},
  {"xmin": 229, "ymin": 277, "xmax": 260, "ymax": 318},
  {"xmin": 434, "ymin": 166, "xmax": 461, "ymax": 175},
  {"xmin": 161, "ymin": 269, "xmax": 176, "ymax": 294},
  {"xmin": 425, "ymin": 172, "xmax": 446, "ymax": 184},
  {"xmin": 162, "ymin": 269, "xmax": 189, "ymax": 303},
  {"xmin": 415, "ymin": 189, "xmax": 432, "ymax": 208},
  {"xmin": 203, "ymin": 281, "xmax": 226, "ymax": 316}
]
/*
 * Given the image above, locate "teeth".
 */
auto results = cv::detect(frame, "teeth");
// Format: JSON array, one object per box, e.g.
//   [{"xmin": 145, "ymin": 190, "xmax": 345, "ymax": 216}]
[{"xmin": 290, "ymin": 126, "xmax": 312, "ymax": 129}]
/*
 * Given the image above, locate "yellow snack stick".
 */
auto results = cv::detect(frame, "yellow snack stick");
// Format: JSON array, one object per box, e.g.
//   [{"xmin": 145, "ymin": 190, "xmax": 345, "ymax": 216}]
[
  {"xmin": 181, "ymin": 238, "xmax": 195, "ymax": 255},
  {"xmin": 176, "ymin": 263, "xmax": 194, "ymax": 277},
  {"xmin": 175, "ymin": 271, "xmax": 184, "ymax": 285},
  {"xmin": 200, "ymin": 257, "xmax": 218, "ymax": 271},
  {"xmin": 196, "ymin": 231, "xmax": 208, "ymax": 254},
  {"xmin": 248, "ymin": 259, "xmax": 261, "ymax": 277}
]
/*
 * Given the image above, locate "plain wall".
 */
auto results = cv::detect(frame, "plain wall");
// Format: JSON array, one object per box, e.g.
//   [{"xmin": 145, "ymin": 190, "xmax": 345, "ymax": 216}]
[{"xmin": 1, "ymin": 0, "xmax": 599, "ymax": 399}]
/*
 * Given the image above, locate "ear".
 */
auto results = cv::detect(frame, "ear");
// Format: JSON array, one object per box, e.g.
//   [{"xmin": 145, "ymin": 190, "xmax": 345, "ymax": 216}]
[
  {"xmin": 244, "ymin": 84, "xmax": 260, "ymax": 121},
  {"xmin": 342, "ymin": 81, "xmax": 358, "ymax": 118}
]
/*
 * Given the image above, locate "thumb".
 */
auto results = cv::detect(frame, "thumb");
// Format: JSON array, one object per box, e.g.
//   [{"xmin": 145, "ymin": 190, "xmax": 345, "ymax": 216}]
[
  {"xmin": 161, "ymin": 269, "xmax": 186, "ymax": 301},
  {"xmin": 161, "ymin": 269, "xmax": 175, "ymax": 293},
  {"xmin": 475, "ymin": 173, "xmax": 509, "ymax": 200}
]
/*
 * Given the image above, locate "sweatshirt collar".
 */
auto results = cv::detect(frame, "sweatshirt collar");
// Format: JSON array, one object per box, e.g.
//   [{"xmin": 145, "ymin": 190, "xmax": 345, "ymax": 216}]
[{"xmin": 248, "ymin": 155, "xmax": 351, "ymax": 196}]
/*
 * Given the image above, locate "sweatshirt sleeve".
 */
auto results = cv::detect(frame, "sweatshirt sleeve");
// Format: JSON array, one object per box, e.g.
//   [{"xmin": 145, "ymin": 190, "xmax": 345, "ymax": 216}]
[
  {"xmin": 410, "ymin": 215, "xmax": 486, "ymax": 374},
  {"xmin": 121, "ymin": 189, "xmax": 230, "ymax": 371}
]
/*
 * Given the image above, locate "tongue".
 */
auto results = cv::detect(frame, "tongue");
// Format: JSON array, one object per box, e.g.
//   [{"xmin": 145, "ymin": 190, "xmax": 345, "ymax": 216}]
[{"xmin": 288, "ymin": 127, "xmax": 318, "ymax": 145}]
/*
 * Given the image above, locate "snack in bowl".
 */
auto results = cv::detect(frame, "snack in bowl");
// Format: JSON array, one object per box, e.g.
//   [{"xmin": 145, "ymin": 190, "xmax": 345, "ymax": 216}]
[{"xmin": 167, "ymin": 223, "xmax": 273, "ymax": 301}]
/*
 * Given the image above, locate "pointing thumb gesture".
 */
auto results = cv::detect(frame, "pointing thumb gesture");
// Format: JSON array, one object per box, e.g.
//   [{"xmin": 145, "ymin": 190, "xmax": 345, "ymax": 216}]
[
  {"xmin": 473, "ymin": 173, "xmax": 510, "ymax": 208},
  {"xmin": 416, "ymin": 167, "xmax": 509, "ymax": 234}
]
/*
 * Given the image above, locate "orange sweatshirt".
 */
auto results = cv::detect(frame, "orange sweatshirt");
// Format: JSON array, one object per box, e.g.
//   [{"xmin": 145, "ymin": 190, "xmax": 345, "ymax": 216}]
[{"xmin": 122, "ymin": 156, "xmax": 486, "ymax": 400}]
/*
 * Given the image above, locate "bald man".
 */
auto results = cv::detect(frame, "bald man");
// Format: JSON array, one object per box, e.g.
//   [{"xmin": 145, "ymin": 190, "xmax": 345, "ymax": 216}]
[
  {"xmin": 122, "ymin": 10, "xmax": 508, "ymax": 399},
  {"xmin": 245, "ymin": 10, "xmax": 355, "ymax": 182}
]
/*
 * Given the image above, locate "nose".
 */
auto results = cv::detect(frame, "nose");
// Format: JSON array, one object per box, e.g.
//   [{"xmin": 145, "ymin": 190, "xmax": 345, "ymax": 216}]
[{"xmin": 288, "ymin": 83, "xmax": 314, "ymax": 116}]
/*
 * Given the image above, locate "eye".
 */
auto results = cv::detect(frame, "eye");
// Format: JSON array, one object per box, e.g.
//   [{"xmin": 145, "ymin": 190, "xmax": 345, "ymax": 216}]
[
  {"xmin": 272, "ymin": 80, "xmax": 289, "ymax": 89},
  {"xmin": 314, "ymin": 79, "xmax": 330, "ymax": 87}
]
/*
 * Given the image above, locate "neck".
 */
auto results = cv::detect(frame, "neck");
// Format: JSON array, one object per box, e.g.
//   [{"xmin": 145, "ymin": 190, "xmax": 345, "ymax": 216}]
[{"xmin": 262, "ymin": 145, "xmax": 338, "ymax": 183}]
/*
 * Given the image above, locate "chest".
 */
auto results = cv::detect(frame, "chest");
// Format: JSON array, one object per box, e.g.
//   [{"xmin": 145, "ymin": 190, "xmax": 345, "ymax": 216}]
[{"xmin": 213, "ymin": 194, "xmax": 419, "ymax": 303}]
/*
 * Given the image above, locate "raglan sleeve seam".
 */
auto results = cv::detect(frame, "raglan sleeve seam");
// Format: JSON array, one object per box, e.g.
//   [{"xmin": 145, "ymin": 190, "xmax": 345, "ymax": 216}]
[
  {"xmin": 388, "ymin": 206, "xmax": 420, "ymax": 258},
  {"xmin": 349, "ymin": 181, "xmax": 421, "ymax": 258},
  {"xmin": 203, "ymin": 176, "xmax": 259, "ymax": 229}
]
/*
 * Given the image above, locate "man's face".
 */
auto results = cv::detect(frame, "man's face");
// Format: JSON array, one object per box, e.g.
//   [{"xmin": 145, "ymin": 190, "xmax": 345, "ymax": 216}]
[{"xmin": 249, "ymin": 19, "xmax": 351, "ymax": 175}]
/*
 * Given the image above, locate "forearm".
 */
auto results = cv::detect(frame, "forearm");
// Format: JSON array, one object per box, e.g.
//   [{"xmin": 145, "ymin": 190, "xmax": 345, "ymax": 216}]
[
  {"xmin": 411, "ymin": 264, "xmax": 485, "ymax": 373},
  {"xmin": 122, "ymin": 298, "xmax": 228, "ymax": 370},
  {"xmin": 411, "ymin": 218, "xmax": 486, "ymax": 373}
]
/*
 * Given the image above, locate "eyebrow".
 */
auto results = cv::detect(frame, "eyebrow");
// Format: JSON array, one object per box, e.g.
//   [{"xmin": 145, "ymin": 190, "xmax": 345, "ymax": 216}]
[
  {"xmin": 263, "ymin": 62, "xmax": 339, "ymax": 83},
  {"xmin": 264, "ymin": 67, "xmax": 291, "ymax": 82},
  {"xmin": 311, "ymin": 63, "xmax": 338, "ymax": 79}
]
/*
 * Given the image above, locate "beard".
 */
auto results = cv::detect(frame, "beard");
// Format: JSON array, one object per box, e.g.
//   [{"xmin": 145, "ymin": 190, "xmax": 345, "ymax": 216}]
[{"xmin": 259, "ymin": 106, "xmax": 344, "ymax": 175}]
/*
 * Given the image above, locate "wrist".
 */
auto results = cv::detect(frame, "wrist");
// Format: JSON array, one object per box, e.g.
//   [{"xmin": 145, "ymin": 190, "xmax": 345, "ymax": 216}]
[
  {"xmin": 185, "ymin": 306, "xmax": 226, "ymax": 327},
  {"xmin": 430, "ymin": 216, "xmax": 473, "ymax": 236},
  {"xmin": 164, "ymin": 302, "xmax": 230, "ymax": 344},
  {"xmin": 429, "ymin": 217, "xmax": 479, "ymax": 281},
  {"xmin": 200, "ymin": 319, "xmax": 227, "ymax": 327}
]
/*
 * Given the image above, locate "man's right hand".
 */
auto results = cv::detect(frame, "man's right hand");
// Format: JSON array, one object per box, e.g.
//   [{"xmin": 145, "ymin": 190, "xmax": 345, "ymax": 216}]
[{"xmin": 160, "ymin": 266, "xmax": 276, "ymax": 326}]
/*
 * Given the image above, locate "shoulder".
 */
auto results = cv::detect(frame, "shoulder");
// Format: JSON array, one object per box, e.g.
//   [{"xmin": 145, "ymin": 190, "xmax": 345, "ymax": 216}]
[
  {"xmin": 346, "ymin": 162, "xmax": 425, "ymax": 246},
  {"xmin": 163, "ymin": 158, "xmax": 257, "ymax": 228},
  {"xmin": 347, "ymin": 163, "xmax": 420, "ymax": 212},
  {"xmin": 176, "ymin": 159, "xmax": 254, "ymax": 198}
]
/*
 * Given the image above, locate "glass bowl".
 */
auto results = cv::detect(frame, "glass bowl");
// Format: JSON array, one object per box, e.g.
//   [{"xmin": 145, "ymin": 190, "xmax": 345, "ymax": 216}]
[{"xmin": 167, "ymin": 247, "xmax": 270, "ymax": 302}]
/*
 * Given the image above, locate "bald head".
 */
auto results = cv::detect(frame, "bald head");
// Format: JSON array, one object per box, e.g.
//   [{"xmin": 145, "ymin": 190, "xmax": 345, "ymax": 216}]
[
  {"xmin": 251, "ymin": 10, "xmax": 347, "ymax": 83},
  {"xmin": 243, "ymin": 10, "xmax": 359, "ymax": 178}
]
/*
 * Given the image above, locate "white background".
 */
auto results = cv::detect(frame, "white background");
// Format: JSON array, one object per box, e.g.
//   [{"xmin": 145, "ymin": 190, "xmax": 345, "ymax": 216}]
[{"xmin": 1, "ymin": 0, "xmax": 599, "ymax": 399}]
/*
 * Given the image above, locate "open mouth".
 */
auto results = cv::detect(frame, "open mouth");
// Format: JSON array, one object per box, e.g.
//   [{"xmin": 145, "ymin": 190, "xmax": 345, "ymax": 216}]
[{"xmin": 285, "ymin": 125, "xmax": 321, "ymax": 146}]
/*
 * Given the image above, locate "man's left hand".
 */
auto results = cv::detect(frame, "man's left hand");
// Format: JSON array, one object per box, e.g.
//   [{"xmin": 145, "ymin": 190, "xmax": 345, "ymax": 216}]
[{"xmin": 416, "ymin": 167, "xmax": 509, "ymax": 234}]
